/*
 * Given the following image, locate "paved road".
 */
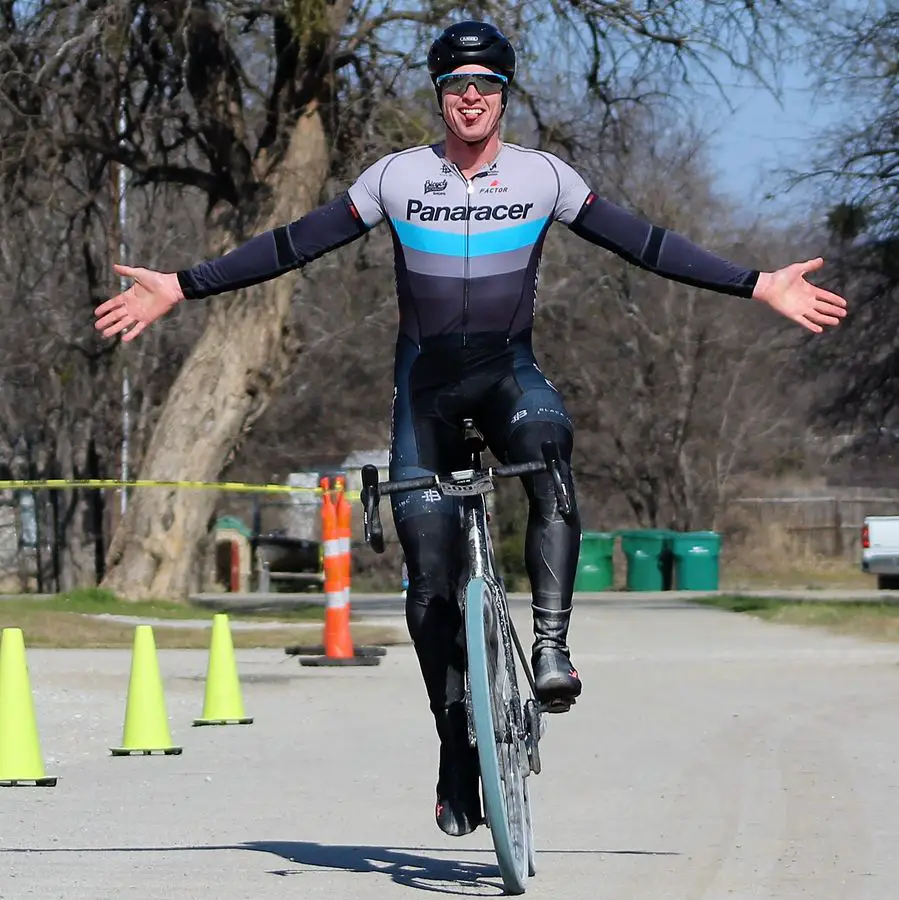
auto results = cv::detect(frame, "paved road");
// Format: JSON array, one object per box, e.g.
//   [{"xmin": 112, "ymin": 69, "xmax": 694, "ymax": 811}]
[{"xmin": 4, "ymin": 597, "xmax": 899, "ymax": 898}]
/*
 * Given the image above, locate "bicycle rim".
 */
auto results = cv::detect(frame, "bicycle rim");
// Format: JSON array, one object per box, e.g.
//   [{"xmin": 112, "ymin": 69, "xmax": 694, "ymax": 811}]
[{"xmin": 466, "ymin": 578, "xmax": 529, "ymax": 895}]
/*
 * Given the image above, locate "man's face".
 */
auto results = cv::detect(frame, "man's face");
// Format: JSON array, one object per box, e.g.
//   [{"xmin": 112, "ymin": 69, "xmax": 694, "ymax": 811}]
[{"xmin": 440, "ymin": 64, "xmax": 505, "ymax": 143}]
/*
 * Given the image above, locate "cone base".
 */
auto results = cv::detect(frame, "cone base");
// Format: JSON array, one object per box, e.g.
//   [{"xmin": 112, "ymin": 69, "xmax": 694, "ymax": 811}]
[
  {"xmin": 285, "ymin": 643, "xmax": 325, "ymax": 655},
  {"xmin": 110, "ymin": 746, "xmax": 183, "ymax": 756},
  {"xmin": 351, "ymin": 645, "xmax": 388, "ymax": 657},
  {"xmin": 192, "ymin": 717, "xmax": 254, "ymax": 726},
  {"xmin": 300, "ymin": 655, "xmax": 381, "ymax": 667},
  {"xmin": 0, "ymin": 776, "xmax": 57, "ymax": 787},
  {"xmin": 286, "ymin": 644, "xmax": 388, "ymax": 658}
]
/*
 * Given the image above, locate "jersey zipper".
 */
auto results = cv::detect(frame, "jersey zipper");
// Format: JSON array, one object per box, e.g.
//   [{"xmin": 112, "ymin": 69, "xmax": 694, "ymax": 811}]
[
  {"xmin": 447, "ymin": 161, "xmax": 474, "ymax": 346},
  {"xmin": 462, "ymin": 177, "xmax": 473, "ymax": 346}
]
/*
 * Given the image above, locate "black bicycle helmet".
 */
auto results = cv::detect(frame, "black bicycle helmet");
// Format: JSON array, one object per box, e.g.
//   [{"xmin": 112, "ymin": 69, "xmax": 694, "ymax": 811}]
[{"xmin": 427, "ymin": 21, "xmax": 516, "ymax": 86}]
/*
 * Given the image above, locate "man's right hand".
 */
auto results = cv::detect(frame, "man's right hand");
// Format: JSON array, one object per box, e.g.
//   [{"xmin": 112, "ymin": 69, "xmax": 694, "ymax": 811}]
[{"xmin": 94, "ymin": 264, "xmax": 184, "ymax": 342}]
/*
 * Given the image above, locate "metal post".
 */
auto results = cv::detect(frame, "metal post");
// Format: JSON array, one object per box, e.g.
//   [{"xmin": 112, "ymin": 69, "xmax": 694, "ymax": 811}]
[{"xmin": 117, "ymin": 101, "xmax": 130, "ymax": 517}]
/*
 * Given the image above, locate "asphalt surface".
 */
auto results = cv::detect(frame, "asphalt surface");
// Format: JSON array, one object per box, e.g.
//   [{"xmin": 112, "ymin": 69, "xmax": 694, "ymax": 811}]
[{"xmin": 4, "ymin": 596, "xmax": 899, "ymax": 898}]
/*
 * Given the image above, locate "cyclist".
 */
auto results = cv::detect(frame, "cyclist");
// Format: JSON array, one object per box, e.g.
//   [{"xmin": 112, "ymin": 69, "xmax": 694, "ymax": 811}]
[{"xmin": 94, "ymin": 21, "xmax": 847, "ymax": 837}]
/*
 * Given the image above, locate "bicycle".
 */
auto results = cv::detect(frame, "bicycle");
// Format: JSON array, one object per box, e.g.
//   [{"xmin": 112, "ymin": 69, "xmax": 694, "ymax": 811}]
[{"xmin": 359, "ymin": 419, "xmax": 575, "ymax": 895}]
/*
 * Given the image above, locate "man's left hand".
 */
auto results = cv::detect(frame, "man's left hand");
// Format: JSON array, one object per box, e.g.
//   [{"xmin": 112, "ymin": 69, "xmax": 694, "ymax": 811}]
[{"xmin": 753, "ymin": 257, "xmax": 848, "ymax": 333}]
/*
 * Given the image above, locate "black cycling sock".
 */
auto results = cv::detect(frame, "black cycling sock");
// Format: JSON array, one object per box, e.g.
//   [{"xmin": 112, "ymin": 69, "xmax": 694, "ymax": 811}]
[{"xmin": 398, "ymin": 513, "xmax": 467, "ymax": 714}]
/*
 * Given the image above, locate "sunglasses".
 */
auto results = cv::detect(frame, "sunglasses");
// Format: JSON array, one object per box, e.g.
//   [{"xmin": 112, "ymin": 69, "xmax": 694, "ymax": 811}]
[{"xmin": 436, "ymin": 72, "xmax": 508, "ymax": 96}]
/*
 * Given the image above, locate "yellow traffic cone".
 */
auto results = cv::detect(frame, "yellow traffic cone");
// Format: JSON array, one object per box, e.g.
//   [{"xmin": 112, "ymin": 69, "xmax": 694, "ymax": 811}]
[
  {"xmin": 193, "ymin": 614, "xmax": 253, "ymax": 726},
  {"xmin": 0, "ymin": 628, "xmax": 57, "ymax": 786},
  {"xmin": 110, "ymin": 625, "xmax": 182, "ymax": 756}
]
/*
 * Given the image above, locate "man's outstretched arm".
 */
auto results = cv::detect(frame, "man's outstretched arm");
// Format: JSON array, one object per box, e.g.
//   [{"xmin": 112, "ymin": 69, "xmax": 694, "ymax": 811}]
[
  {"xmin": 94, "ymin": 194, "xmax": 370, "ymax": 342},
  {"xmin": 177, "ymin": 195, "xmax": 368, "ymax": 299},
  {"xmin": 568, "ymin": 193, "xmax": 847, "ymax": 333},
  {"xmin": 547, "ymin": 153, "xmax": 847, "ymax": 334},
  {"xmin": 569, "ymin": 193, "xmax": 759, "ymax": 297}
]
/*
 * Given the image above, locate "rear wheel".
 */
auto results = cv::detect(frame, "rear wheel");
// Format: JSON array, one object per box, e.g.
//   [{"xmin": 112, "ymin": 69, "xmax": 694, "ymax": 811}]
[{"xmin": 466, "ymin": 578, "xmax": 530, "ymax": 895}]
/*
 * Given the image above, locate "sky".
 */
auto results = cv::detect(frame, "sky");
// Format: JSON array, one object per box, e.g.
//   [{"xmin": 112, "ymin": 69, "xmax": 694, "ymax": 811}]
[{"xmin": 696, "ymin": 59, "xmax": 847, "ymax": 227}]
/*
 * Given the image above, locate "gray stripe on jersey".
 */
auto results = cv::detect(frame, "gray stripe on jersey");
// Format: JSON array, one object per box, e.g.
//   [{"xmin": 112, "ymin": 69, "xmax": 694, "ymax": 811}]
[{"xmin": 401, "ymin": 243, "xmax": 538, "ymax": 279}]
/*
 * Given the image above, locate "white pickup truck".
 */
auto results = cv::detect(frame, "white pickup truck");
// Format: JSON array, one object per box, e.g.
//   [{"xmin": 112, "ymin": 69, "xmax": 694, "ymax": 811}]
[{"xmin": 861, "ymin": 516, "xmax": 899, "ymax": 589}]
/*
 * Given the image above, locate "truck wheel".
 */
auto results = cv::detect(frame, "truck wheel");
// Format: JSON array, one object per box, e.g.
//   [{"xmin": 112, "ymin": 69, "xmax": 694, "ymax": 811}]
[{"xmin": 877, "ymin": 575, "xmax": 899, "ymax": 590}]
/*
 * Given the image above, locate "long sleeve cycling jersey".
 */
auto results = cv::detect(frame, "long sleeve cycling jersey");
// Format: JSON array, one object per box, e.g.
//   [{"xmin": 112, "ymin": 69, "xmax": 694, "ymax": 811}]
[{"xmin": 177, "ymin": 142, "xmax": 760, "ymax": 343}]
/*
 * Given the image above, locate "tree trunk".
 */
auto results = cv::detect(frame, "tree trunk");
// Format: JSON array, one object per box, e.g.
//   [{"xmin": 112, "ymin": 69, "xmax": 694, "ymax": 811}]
[{"xmin": 101, "ymin": 108, "xmax": 328, "ymax": 600}]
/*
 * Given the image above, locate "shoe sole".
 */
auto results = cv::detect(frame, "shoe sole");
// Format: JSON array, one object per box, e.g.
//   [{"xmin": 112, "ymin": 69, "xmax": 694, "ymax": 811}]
[
  {"xmin": 541, "ymin": 697, "xmax": 576, "ymax": 714},
  {"xmin": 535, "ymin": 676, "xmax": 582, "ymax": 713},
  {"xmin": 436, "ymin": 805, "xmax": 484, "ymax": 837}
]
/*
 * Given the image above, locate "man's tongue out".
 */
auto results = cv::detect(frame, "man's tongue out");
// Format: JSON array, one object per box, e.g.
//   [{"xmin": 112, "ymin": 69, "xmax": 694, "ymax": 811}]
[{"xmin": 459, "ymin": 107, "xmax": 484, "ymax": 126}]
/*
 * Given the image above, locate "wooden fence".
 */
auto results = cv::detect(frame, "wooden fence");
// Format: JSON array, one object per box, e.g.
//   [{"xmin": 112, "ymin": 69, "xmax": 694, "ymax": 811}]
[{"xmin": 729, "ymin": 490, "xmax": 899, "ymax": 560}]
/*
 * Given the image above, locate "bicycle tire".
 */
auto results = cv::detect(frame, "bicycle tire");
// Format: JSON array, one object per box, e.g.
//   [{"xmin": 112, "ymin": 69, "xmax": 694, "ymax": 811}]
[
  {"xmin": 524, "ymin": 776, "xmax": 536, "ymax": 876},
  {"xmin": 465, "ymin": 577, "xmax": 530, "ymax": 895}
]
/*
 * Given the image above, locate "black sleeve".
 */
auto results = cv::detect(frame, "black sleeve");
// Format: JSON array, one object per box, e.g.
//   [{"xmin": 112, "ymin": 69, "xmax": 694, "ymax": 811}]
[
  {"xmin": 176, "ymin": 194, "xmax": 369, "ymax": 301},
  {"xmin": 569, "ymin": 194, "xmax": 760, "ymax": 298}
]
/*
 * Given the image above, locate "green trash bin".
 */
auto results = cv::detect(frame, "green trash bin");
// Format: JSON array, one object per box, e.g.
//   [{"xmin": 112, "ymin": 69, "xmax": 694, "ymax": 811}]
[
  {"xmin": 574, "ymin": 531, "xmax": 616, "ymax": 591},
  {"xmin": 672, "ymin": 531, "xmax": 722, "ymax": 590},
  {"xmin": 620, "ymin": 529, "xmax": 674, "ymax": 592}
]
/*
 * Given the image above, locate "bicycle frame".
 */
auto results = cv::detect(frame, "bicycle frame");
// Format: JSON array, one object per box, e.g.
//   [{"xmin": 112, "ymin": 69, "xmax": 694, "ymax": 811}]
[
  {"xmin": 359, "ymin": 425, "xmax": 572, "ymax": 711},
  {"xmin": 359, "ymin": 424, "xmax": 573, "ymax": 894},
  {"xmin": 450, "ymin": 441, "xmax": 533, "ymax": 718}
]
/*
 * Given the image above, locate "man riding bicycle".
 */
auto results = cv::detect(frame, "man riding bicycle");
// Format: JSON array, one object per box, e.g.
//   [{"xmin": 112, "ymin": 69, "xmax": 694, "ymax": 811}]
[{"xmin": 95, "ymin": 21, "xmax": 847, "ymax": 838}]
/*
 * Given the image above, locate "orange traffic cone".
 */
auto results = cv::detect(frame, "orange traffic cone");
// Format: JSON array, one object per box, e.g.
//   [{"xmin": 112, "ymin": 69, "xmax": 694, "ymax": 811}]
[
  {"xmin": 335, "ymin": 479, "xmax": 385, "ymax": 662},
  {"xmin": 335, "ymin": 478, "xmax": 387, "ymax": 656},
  {"xmin": 336, "ymin": 477, "xmax": 352, "ymax": 610},
  {"xmin": 300, "ymin": 477, "xmax": 380, "ymax": 668},
  {"xmin": 322, "ymin": 481, "xmax": 352, "ymax": 659}
]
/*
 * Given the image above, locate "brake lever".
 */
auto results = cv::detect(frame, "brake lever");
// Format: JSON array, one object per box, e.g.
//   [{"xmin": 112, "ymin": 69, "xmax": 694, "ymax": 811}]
[
  {"xmin": 541, "ymin": 441, "xmax": 573, "ymax": 517},
  {"xmin": 360, "ymin": 464, "xmax": 385, "ymax": 554}
]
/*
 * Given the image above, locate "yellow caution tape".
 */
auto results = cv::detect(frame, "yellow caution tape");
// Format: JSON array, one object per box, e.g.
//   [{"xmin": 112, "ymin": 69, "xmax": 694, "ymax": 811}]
[{"xmin": 0, "ymin": 478, "xmax": 329, "ymax": 495}]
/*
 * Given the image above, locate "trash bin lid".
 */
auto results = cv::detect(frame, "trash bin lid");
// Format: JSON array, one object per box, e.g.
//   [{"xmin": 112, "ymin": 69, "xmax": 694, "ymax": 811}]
[{"xmin": 215, "ymin": 515, "xmax": 253, "ymax": 539}]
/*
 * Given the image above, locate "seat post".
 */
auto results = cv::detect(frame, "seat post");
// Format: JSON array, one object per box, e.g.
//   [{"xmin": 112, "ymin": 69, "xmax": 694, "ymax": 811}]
[{"xmin": 463, "ymin": 418, "xmax": 486, "ymax": 469}]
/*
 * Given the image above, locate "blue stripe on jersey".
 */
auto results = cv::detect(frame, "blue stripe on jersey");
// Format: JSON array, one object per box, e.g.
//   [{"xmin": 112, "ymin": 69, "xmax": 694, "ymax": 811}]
[{"xmin": 391, "ymin": 216, "xmax": 548, "ymax": 257}]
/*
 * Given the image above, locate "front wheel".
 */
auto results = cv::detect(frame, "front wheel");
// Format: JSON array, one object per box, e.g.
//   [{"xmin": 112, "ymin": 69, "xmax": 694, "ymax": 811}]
[
  {"xmin": 524, "ymin": 774, "xmax": 536, "ymax": 877},
  {"xmin": 465, "ymin": 578, "xmax": 531, "ymax": 894}
]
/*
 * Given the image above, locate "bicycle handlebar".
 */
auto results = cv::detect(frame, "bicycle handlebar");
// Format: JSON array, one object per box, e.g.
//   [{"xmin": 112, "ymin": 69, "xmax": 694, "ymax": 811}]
[
  {"xmin": 359, "ymin": 441, "xmax": 573, "ymax": 554},
  {"xmin": 375, "ymin": 459, "xmax": 546, "ymax": 496}
]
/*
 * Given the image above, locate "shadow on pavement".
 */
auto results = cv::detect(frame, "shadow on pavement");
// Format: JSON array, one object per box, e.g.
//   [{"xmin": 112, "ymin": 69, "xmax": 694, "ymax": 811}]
[
  {"xmin": 1, "ymin": 840, "xmax": 679, "ymax": 895},
  {"xmin": 245, "ymin": 840, "xmax": 501, "ymax": 895}
]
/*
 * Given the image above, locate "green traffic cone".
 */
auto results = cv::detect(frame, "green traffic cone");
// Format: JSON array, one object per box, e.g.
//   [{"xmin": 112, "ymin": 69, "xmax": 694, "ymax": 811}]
[
  {"xmin": 194, "ymin": 614, "xmax": 253, "ymax": 726},
  {"xmin": 111, "ymin": 625, "xmax": 182, "ymax": 756},
  {"xmin": 0, "ymin": 628, "xmax": 57, "ymax": 786}
]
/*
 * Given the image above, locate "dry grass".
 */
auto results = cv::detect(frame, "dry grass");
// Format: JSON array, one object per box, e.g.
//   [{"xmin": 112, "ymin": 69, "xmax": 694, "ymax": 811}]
[
  {"xmin": 0, "ymin": 588, "xmax": 325, "ymax": 622},
  {"xmin": 0, "ymin": 587, "xmax": 408, "ymax": 649},
  {"xmin": 0, "ymin": 608, "xmax": 406, "ymax": 650},
  {"xmin": 761, "ymin": 604, "xmax": 899, "ymax": 643},
  {"xmin": 720, "ymin": 564, "xmax": 872, "ymax": 591},
  {"xmin": 720, "ymin": 522, "xmax": 872, "ymax": 590},
  {"xmin": 694, "ymin": 595, "xmax": 899, "ymax": 644}
]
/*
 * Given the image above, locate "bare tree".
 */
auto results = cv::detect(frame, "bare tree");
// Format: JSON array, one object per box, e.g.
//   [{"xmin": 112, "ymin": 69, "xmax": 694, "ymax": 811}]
[
  {"xmin": 795, "ymin": 2, "xmax": 899, "ymax": 442},
  {"xmin": 0, "ymin": 158, "xmax": 208, "ymax": 588},
  {"xmin": 1, "ymin": 0, "xmax": 816, "ymax": 598},
  {"xmin": 536, "ymin": 114, "xmax": 809, "ymax": 530}
]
